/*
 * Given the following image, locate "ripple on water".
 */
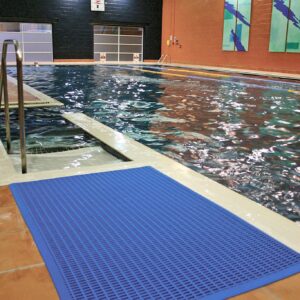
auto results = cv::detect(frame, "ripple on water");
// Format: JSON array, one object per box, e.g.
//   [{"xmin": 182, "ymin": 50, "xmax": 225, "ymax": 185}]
[{"xmin": 3, "ymin": 65, "xmax": 300, "ymax": 222}]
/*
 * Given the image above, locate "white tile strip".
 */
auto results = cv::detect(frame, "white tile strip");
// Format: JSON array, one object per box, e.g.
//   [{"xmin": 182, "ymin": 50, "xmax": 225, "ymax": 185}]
[{"xmin": 0, "ymin": 263, "xmax": 45, "ymax": 275}]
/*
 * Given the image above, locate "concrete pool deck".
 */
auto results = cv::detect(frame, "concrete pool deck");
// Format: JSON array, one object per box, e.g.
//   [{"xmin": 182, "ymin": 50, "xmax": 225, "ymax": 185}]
[
  {"xmin": 0, "ymin": 69, "xmax": 300, "ymax": 298},
  {"xmin": 0, "ymin": 185, "xmax": 299, "ymax": 299},
  {"xmin": 0, "ymin": 112, "xmax": 300, "ymax": 298}
]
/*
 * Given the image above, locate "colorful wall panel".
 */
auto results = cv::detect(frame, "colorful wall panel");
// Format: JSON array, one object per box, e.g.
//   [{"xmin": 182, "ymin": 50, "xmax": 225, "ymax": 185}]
[
  {"xmin": 222, "ymin": 0, "xmax": 252, "ymax": 52},
  {"xmin": 286, "ymin": 0, "xmax": 300, "ymax": 53},
  {"xmin": 270, "ymin": 0, "xmax": 300, "ymax": 53},
  {"xmin": 162, "ymin": 0, "xmax": 300, "ymax": 73},
  {"xmin": 223, "ymin": 0, "xmax": 237, "ymax": 51}
]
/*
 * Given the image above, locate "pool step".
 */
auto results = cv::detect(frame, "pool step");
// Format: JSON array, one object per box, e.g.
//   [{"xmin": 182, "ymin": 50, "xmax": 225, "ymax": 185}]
[
  {"xmin": 9, "ymin": 146, "xmax": 121, "ymax": 173},
  {"xmin": 1, "ymin": 76, "xmax": 64, "ymax": 109}
]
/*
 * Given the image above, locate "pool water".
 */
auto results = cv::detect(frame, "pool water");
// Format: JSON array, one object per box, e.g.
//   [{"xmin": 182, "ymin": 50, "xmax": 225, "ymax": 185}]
[{"xmin": 2, "ymin": 65, "xmax": 300, "ymax": 222}]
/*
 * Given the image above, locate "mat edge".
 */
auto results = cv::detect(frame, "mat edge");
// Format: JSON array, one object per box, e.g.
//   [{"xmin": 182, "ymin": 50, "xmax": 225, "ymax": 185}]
[
  {"xmin": 10, "ymin": 185, "xmax": 72, "ymax": 300},
  {"xmin": 9, "ymin": 168, "xmax": 300, "ymax": 299}
]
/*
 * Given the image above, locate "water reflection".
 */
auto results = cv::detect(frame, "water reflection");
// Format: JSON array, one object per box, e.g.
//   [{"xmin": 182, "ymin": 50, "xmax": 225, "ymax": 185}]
[{"xmin": 3, "ymin": 65, "xmax": 299, "ymax": 221}]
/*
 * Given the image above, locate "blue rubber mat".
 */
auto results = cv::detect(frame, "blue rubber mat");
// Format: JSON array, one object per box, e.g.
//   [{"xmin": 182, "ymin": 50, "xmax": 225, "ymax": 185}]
[{"xmin": 11, "ymin": 167, "xmax": 300, "ymax": 299}]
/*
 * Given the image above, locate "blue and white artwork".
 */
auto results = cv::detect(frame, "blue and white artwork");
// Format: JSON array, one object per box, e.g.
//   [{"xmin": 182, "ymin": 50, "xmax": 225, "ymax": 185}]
[
  {"xmin": 222, "ymin": 0, "xmax": 252, "ymax": 52},
  {"xmin": 270, "ymin": 0, "xmax": 300, "ymax": 53}
]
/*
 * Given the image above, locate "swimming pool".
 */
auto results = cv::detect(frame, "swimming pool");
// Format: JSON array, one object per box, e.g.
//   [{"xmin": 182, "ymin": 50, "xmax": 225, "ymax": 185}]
[{"xmin": 2, "ymin": 65, "xmax": 300, "ymax": 222}]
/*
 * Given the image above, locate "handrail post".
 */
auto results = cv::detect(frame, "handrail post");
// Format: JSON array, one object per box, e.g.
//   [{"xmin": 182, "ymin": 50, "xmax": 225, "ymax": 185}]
[
  {"xmin": 1, "ymin": 44, "xmax": 12, "ymax": 154},
  {"xmin": 0, "ymin": 40, "xmax": 27, "ymax": 173},
  {"xmin": 158, "ymin": 54, "xmax": 163, "ymax": 64},
  {"xmin": 15, "ymin": 43, "xmax": 27, "ymax": 174}
]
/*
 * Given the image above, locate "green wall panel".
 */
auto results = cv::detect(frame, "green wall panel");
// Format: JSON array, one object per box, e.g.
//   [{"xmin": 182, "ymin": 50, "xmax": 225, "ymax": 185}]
[
  {"xmin": 222, "ymin": 0, "xmax": 252, "ymax": 52},
  {"xmin": 222, "ymin": 0, "xmax": 238, "ymax": 51},
  {"xmin": 269, "ymin": 0, "xmax": 290, "ymax": 52},
  {"xmin": 286, "ymin": 0, "xmax": 300, "ymax": 53},
  {"xmin": 236, "ymin": 0, "xmax": 252, "ymax": 51}
]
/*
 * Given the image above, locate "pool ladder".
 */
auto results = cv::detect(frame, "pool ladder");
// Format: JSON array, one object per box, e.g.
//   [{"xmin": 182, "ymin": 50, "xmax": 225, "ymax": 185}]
[
  {"xmin": 158, "ymin": 54, "xmax": 168, "ymax": 64},
  {"xmin": 0, "ymin": 39, "xmax": 27, "ymax": 174}
]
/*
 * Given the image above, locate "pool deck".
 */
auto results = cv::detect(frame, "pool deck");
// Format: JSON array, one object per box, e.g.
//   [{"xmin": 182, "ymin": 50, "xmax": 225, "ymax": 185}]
[
  {"xmin": 0, "ymin": 185, "xmax": 299, "ymax": 299},
  {"xmin": 0, "ymin": 113, "xmax": 299, "ymax": 299},
  {"xmin": 0, "ymin": 68, "xmax": 300, "ymax": 298},
  {"xmin": 1, "ymin": 76, "xmax": 63, "ymax": 109}
]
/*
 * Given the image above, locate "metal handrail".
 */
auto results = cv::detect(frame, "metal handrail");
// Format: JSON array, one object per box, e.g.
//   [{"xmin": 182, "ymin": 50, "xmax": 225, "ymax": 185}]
[
  {"xmin": 161, "ymin": 54, "xmax": 168, "ymax": 64},
  {"xmin": 0, "ymin": 40, "xmax": 27, "ymax": 174},
  {"xmin": 158, "ymin": 54, "xmax": 168, "ymax": 64}
]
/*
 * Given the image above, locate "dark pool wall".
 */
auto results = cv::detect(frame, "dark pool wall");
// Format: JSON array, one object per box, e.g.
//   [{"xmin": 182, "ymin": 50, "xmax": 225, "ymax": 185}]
[{"xmin": 0, "ymin": 0, "xmax": 162, "ymax": 60}]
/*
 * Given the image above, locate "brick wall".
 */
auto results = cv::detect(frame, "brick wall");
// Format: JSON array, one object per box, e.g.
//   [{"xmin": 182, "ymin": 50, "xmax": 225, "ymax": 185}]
[
  {"xmin": 162, "ymin": 0, "xmax": 300, "ymax": 74},
  {"xmin": 0, "ymin": 0, "xmax": 162, "ymax": 60}
]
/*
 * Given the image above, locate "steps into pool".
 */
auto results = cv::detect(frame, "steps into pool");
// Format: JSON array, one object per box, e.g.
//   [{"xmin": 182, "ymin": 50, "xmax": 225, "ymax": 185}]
[
  {"xmin": 9, "ymin": 146, "xmax": 121, "ymax": 173},
  {"xmin": 1, "ymin": 76, "xmax": 63, "ymax": 109}
]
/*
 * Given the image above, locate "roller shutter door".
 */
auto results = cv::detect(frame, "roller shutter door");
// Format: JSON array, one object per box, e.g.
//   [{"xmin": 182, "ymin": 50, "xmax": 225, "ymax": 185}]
[
  {"xmin": 94, "ymin": 25, "xmax": 143, "ymax": 62},
  {"xmin": 0, "ymin": 22, "xmax": 53, "ymax": 63}
]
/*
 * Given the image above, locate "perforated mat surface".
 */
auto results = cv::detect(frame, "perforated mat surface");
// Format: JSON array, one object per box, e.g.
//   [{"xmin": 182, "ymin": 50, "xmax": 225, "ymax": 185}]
[{"xmin": 11, "ymin": 167, "xmax": 300, "ymax": 299}]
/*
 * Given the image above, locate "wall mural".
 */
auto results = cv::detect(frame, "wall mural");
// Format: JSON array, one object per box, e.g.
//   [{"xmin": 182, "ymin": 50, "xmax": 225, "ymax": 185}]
[
  {"xmin": 269, "ymin": 0, "xmax": 300, "ymax": 53},
  {"xmin": 222, "ymin": 0, "xmax": 252, "ymax": 52}
]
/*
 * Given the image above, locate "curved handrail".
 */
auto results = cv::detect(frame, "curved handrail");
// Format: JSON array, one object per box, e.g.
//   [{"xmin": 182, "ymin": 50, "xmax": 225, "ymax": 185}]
[
  {"xmin": 0, "ymin": 39, "xmax": 27, "ymax": 174},
  {"xmin": 157, "ymin": 54, "xmax": 168, "ymax": 64}
]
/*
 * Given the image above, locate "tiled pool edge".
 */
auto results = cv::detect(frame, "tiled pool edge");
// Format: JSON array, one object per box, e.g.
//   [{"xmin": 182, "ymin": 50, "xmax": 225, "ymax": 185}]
[
  {"xmin": 163, "ymin": 63, "xmax": 300, "ymax": 81},
  {"xmin": 0, "ymin": 140, "xmax": 17, "ymax": 182},
  {"xmin": 5, "ymin": 62, "xmax": 300, "ymax": 80}
]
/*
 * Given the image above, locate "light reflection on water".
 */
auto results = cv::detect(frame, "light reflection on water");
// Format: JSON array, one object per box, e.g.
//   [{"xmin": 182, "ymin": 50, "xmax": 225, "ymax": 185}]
[{"xmin": 3, "ymin": 65, "xmax": 300, "ymax": 222}]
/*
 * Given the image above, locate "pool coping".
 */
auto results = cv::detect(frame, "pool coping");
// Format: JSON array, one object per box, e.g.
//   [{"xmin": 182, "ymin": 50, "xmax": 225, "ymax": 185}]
[
  {"xmin": 1, "ymin": 112, "xmax": 299, "ymax": 254},
  {"xmin": 6, "ymin": 61, "xmax": 300, "ymax": 81},
  {"xmin": 162, "ymin": 63, "xmax": 300, "ymax": 81},
  {"xmin": 0, "ymin": 140, "xmax": 16, "ymax": 180}
]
